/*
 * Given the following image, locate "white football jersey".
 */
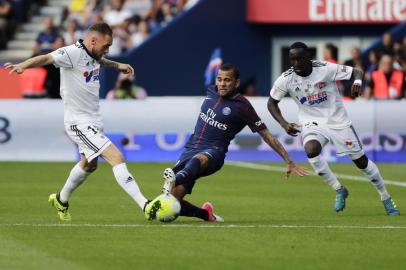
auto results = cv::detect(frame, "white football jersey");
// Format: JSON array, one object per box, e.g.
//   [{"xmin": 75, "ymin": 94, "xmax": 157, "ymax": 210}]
[
  {"xmin": 50, "ymin": 41, "xmax": 103, "ymax": 127},
  {"xmin": 270, "ymin": 61, "xmax": 353, "ymax": 128}
]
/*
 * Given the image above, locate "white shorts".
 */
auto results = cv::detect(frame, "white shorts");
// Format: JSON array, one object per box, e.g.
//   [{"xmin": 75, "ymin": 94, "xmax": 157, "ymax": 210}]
[
  {"xmin": 301, "ymin": 122, "xmax": 364, "ymax": 159},
  {"xmin": 66, "ymin": 124, "xmax": 112, "ymax": 162}
]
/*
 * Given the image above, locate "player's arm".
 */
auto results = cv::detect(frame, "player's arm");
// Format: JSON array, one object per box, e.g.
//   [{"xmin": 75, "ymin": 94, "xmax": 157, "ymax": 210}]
[
  {"xmin": 99, "ymin": 57, "xmax": 134, "ymax": 75},
  {"xmin": 349, "ymin": 67, "xmax": 364, "ymax": 98},
  {"xmin": 267, "ymin": 97, "xmax": 301, "ymax": 136},
  {"xmin": 3, "ymin": 54, "xmax": 54, "ymax": 74},
  {"xmin": 258, "ymin": 129, "xmax": 309, "ymax": 179}
]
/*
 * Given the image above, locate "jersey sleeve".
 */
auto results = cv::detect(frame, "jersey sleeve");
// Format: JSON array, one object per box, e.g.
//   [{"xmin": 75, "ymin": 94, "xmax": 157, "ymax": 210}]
[
  {"xmin": 50, "ymin": 46, "xmax": 75, "ymax": 68},
  {"xmin": 270, "ymin": 75, "xmax": 288, "ymax": 100},
  {"xmin": 326, "ymin": 62, "xmax": 353, "ymax": 81},
  {"xmin": 239, "ymin": 100, "xmax": 267, "ymax": 133}
]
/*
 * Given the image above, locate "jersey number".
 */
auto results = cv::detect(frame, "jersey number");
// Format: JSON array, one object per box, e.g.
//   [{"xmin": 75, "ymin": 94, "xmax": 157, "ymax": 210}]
[
  {"xmin": 88, "ymin": 126, "xmax": 98, "ymax": 135},
  {"xmin": 0, "ymin": 117, "xmax": 11, "ymax": 143}
]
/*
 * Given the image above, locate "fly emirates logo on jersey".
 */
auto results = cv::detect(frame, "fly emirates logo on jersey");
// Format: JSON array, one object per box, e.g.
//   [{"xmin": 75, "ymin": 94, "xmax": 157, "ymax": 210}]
[
  {"xmin": 199, "ymin": 108, "xmax": 228, "ymax": 130},
  {"xmin": 299, "ymin": 91, "xmax": 328, "ymax": 105},
  {"xmin": 83, "ymin": 68, "xmax": 100, "ymax": 83}
]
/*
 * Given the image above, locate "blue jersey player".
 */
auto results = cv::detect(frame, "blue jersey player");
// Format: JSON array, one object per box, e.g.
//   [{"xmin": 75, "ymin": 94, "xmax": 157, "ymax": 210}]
[{"xmin": 148, "ymin": 64, "xmax": 308, "ymax": 222}]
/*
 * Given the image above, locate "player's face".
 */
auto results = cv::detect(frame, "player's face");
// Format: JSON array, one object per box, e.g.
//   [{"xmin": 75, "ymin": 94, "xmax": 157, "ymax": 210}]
[
  {"xmin": 289, "ymin": 48, "xmax": 312, "ymax": 76},
  {"xmin": 90, "ymin": 34, "xmax": 113, "ymax": 60},
  {"xmin": 216, "ymin": 70, "xmax": 240, "ymax": 97}
]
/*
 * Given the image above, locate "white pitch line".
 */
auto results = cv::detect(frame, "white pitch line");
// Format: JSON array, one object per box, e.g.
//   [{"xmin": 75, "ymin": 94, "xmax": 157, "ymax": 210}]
[
  {"xmin": 1, "ymin": 223, "xmax": 406, "ymax": 229},
  {"xmin": 226, "ymin": 161, "xmax": 406, "ymax": 187}
]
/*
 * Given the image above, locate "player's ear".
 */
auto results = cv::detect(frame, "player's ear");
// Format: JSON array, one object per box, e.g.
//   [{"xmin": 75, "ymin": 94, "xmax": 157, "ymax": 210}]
[{"xmin": 236, "ymin": 79, "xmax": 240, "ymax": 88}]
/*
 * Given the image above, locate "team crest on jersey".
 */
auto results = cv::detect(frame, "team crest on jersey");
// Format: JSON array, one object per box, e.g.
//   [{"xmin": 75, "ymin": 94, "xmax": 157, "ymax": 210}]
[
  {"xmin": 222, "ymin": 107, "xmax": 231, "ymax": 115},
  {"xmin": 57, "ymin": 49, "xmax": 65, "ymax": 55},
  {"xmin": 315, "ymin": 82, "xmax": 326, "ymax": 89},
  {"xmin": 304, "ymin": 82, "xmax": 312, "ymax": 93}
]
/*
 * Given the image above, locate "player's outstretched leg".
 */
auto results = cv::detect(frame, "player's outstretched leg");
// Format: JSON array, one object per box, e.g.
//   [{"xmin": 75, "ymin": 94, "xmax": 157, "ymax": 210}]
[
  {"xmin": 48, "ymin": 161, "xmax": 92, "ymax": 221},
  {"xmin": 48, "ymin": 193, "xmax": 71, "ymax": 221},
  {"xmin": 162, "ymin": 168, "xmax": 176, "ymax": 194},
  {"xmin": 353, "ymin": 156, "xmax": 400, "ymax": 216},
  {"xmin": 334, "ymin": 187, "xmax": 349, "ymax": 212},
  {"xmin": 308, "ymin": 155, "xmax": 347, "ymax": 212},
  {"xmin": 201, "ymin": 202, "xmax": 224, "ymax": 222}
]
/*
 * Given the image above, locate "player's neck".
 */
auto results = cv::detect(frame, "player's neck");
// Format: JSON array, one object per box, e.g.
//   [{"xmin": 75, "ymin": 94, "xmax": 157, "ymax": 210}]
[
  {"xmin": 79, "ymin": 39, "xmax": 97, "ymax": 60},
  {"xmin": 296, "ymin": 65, "xmax": 312, "ymax": 77}
]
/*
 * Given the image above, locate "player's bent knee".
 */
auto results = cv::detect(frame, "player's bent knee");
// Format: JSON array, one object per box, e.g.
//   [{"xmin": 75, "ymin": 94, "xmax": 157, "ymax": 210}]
[
  {"xmin": 351, "ymin": 153, "xmax": 368, "ymax": 169},
  {"xmin": 304, "ymin": 140, "xmax": 322, "ymax": 158},
  {"xmin": 84, "ymin": 164, "xmax": 98, "ymax": 173},
  {"xmin": 194, "ymin": 154, "xmax": 209, "ymax": 168}
]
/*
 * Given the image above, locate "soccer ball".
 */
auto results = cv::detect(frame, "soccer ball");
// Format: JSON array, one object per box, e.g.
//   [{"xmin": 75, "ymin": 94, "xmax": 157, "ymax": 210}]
[{"xmin": 155, "ymin": 194, "xmax": 181, "ymax": 222}]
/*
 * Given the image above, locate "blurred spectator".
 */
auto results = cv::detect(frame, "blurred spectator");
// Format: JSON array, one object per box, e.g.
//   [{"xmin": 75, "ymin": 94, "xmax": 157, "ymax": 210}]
[
  {"xmin": 342, "ymin": 47, "xmax": 366, "ymax": 99},
  {"xmin": 33, "ymin": 16, "xmax": 60, "ymax": 55},
  {"xmin": 380, "ymin": 31, "xmax": 394, "ymax": 55},
  {"xmin": 323, "ymin": 43, "xmax": 338, "ymax": 64},
  {"xmin": 106, "ymin": 73, "xmax": 147, "ymax": 99},
  {"xmin": 364, "ymin": 54, "xmax": 405, "ymax": 100},
  {"xmin": 60, "ymin": 0, "xmax": 196, "ymax": 56},
  {"xmin": 103, "ymin": 0, "xmax": 132, "ymax": 27},
  {"xmin": 123, "ymin": 0, "xmax": 153, "ymax": 19},
  {"xmin": 63, "ymin": 19, "xmax": 84, "ymax": 45},
  {"xmin": 44, "ymin": 37, "xmax": 66, "ymax": 99},
  {"xmin": 130, "ymin": 19, "xmax": 150, "ymax": 47},
  {"xmin": 156, "ymin": 2, "xmax": 174, "ymax": 27},
  {"xmin": 345, "ymin": 47, "xmax": 365, "ymax": 70},
  {"xmin": 239, "ymin": 79, "xmax": 257, "ymax": 97},
  {"xmin": 0, "ymin": 0, "xmax": 11, "ymax": 49},
  {"xmin": 366, "ymin": 50, "xmax": 380, "ymax": 80}
]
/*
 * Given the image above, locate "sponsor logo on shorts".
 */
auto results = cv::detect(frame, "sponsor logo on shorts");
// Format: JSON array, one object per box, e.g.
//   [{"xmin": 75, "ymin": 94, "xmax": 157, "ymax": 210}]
[{"xmin": 345, "ymin": 140, "xmax": 354, "ymax": 148}]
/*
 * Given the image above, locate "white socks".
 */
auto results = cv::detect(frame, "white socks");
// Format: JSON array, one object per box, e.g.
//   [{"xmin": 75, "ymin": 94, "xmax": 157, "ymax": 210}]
[
  {"xmin": 360, "ymin": 160, "xmax": 390, "ymax": 201},
  {"xmin": 308, "ymin": 155, "xmax": 342, "ymax": 190},
  {"xmin": 60, "ymin": 163, "xmax": 90, "ymax": 203},
  {"xmin": 112, "ymin": 163, "xmax": 148, "ymax": 209}
]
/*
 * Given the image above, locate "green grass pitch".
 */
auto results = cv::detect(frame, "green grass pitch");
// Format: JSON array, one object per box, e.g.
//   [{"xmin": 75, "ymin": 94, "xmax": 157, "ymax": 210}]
[{"xmin": 1, "ymin": 162, "xmax": 406, "ymax": 270}]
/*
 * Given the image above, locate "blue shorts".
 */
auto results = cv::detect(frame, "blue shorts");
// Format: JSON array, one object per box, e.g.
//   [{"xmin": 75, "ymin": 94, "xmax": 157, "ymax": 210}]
[{"xmin": 173, "ymin": 147, "xmax": 225, "ymax": 193}]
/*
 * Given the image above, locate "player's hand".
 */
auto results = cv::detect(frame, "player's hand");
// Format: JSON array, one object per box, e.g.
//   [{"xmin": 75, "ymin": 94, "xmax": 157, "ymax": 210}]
[
  {"xmin": 285, "ymin": 162, "xmax": 309, "ymax": 180},
  {"xmin": 282, "ymin": 123, "xmax": 301, "ymax": 137},
  {"xmin": 117, "ymin": 63, "xmax": 135, "ymax": 75},
  {"xmin": 351, "ymin": 83, "xmax": 362, "ymax": 98},
  {"xmin": 3, "ymin": 62, "xmax": 25, "ymax": 74}
]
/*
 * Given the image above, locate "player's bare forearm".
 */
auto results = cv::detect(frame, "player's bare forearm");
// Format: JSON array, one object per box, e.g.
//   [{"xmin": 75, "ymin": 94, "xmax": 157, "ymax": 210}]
[
  {"xmin": 99, "ymin": 58, "xmax": 119, "ymax": 69},
  {"xmin": 267, "ymin": 97, "xmax": 288, "ymax": 127},
  {"xmin": 259, "ymin": 129, "xmax": 293, "ymax": 164},
  {"xmin": 350, "ymin": 68, "xmax": 364, "ymax": 98},
  {"xmin": 350, "ymin": 68, "xmax": 364, "ymax": 81},
  {"xmin": 267, "ymin": 97, "xmax": 301, "ymax": 136},
  {"xmin": 4, "ymin": 54, "xmax": 54, "ymax": 74},
  {"xmin": 100, "ymin": 57, "xmax": 135, "ymax": 75}
]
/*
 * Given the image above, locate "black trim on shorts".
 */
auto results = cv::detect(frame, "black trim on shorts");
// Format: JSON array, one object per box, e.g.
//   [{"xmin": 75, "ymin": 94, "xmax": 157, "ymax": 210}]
[
  {"xmin": 350, "ymin": 125, "xmax": 363, "ymax": 150},
  {"xmin": 70, "ymin": 125, "xmax": 99, "ymax": 153}
]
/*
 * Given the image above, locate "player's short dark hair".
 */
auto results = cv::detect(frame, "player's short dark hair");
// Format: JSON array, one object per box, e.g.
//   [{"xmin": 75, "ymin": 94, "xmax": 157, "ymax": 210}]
[
  {"xmin": 88, "ymin": 22, "xmax": 113, "ymax": 36},
  {"xmin": 220, "ymin": 64, "xmax": 240, "ymax": 79},
  {"xmin": 290, "ymin": 42, "xmax": 308, "ymax": 51}
]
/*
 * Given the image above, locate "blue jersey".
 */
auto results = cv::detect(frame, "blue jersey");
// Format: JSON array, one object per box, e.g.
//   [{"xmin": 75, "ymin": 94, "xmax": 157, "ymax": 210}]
[{"xmin": 185, "ymin": 85, "xmax": 267, "ymax": 152}]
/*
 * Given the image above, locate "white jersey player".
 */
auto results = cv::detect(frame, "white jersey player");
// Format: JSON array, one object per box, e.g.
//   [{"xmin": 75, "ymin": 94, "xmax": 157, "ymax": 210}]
[
  {"xmin": 268, "ymin": 42, "xmax": 399, "ymax": 215},
  {"xmin": 4, "ymin": 22, "xmax": 160, "ymax": 221}
]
